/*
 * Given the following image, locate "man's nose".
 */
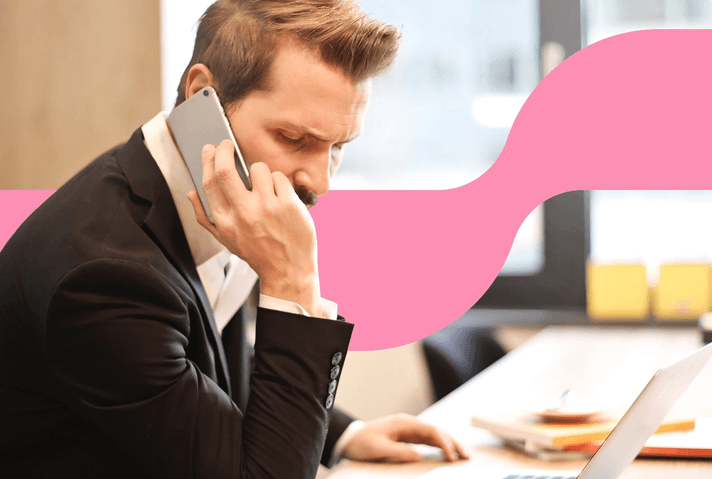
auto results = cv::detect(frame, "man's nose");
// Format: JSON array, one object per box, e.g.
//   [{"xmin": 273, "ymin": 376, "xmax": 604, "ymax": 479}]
[{"xmin": 295, "ymin": 150, "xmax": 331, "ymax": 197}]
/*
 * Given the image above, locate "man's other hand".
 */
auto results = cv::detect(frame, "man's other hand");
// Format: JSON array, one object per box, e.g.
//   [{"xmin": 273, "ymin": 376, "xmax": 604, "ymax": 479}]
[
  {"xmin": 342, "ymin": 414, "xmax": 470, "ymax": 463},
  {"xmin": 188, "ymin": 140, "xmax": 321, "ymax": 316}
]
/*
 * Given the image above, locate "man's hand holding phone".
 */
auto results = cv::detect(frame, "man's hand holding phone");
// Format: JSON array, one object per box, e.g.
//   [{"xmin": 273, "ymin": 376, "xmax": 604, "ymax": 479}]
[{"xmin": 188, "ymin": 140, "xmax": 322, "ymax": 317}]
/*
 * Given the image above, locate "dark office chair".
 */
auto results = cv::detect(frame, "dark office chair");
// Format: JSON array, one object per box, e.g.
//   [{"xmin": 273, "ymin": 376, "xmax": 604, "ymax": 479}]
[{"xmin": 422, "ymin": 326, "xmax": 507, "ymax": 401}]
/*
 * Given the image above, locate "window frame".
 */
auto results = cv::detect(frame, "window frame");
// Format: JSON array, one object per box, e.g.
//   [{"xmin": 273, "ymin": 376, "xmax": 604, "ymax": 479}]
[
  {"xmin": 475, "ymin": 0, "xmax": 589, "ymax": 311},
  {"xmin": 476, "ymin": 191, "xmax": 589, "ymax": 309}
]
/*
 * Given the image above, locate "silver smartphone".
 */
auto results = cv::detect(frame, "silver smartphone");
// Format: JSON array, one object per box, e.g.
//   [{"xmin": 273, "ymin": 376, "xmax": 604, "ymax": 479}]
[{"xmin": 169, "ymin": 86, "xmax": 251, "ymax": 223}]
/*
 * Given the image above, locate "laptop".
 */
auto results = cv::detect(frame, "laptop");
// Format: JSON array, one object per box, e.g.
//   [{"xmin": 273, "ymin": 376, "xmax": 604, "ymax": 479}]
[{"xmin": 419, "ymin": 340, "xmax": 712, "ymax": 479}]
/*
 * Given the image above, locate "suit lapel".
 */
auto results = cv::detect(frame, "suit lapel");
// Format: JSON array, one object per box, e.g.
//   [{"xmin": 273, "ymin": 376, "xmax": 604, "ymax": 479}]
[{"xmin": 116, "ymin": 128, "xmax": 232, "ymax": 395}]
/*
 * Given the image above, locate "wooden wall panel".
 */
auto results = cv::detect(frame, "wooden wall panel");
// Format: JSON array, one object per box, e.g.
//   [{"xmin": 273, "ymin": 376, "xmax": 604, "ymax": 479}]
[{"xmin": 0, "ymin": 0, "xmax": 161, "ymax": 189}]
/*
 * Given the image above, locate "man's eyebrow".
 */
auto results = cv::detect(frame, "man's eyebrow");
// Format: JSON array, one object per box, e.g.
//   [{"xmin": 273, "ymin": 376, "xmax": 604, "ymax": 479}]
[{"xmin": 278, "ymin": 121, "xmax": 359, "ymax": 144}]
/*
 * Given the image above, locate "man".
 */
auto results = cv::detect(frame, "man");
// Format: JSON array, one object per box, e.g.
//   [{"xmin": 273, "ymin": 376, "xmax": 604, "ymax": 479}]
[{"xmin": 0, "ymin": 1, "xmax": 467, "ymax": 477}]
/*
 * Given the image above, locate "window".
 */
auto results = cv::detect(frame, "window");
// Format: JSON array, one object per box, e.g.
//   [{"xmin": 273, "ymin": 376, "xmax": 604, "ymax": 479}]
[
  {"xmin": 341, "ymin": 0, "xmax": 547, "ymax": 276},
  {"xmin": 479, "ymin": 0, "xmax": 589, "ymax": 309},
  {"xmin": 584, "ymin": 0, "xmax": 712, "ymax": 287},
  {"xmin": 482, "ymin": 0, "xmax": 712, "ymax": 312}
]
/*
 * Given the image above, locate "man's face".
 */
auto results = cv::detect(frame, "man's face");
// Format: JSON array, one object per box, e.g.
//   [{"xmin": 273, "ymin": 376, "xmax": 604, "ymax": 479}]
[{"xmin": 225, "ymin": 38, "xmax": 371, "ymax": 208}]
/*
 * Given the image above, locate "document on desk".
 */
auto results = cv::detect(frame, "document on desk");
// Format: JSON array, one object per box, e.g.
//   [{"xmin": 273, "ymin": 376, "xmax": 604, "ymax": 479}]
[
  {"xmin": 420, "ymin": 340, "xmax": 712, "ymax": 479},
  {"xmin": 470, "ymin": 411, "xmax": 694, "ymax": 448},
  {"xmin": 564, "ymin": 417, "xmax": 712, "ymax": 458}
]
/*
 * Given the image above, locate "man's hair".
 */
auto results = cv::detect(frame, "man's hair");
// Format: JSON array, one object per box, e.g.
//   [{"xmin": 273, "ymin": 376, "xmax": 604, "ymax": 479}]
[{"xmin": 175, "ymin": 0, "xmax": 402, "ymax": 108}]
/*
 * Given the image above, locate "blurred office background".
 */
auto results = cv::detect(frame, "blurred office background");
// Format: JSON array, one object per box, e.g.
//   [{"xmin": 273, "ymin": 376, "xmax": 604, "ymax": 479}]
[
  {"xmin": 0, "ymin": 2, "xmax": 162, "ymax": 191},
  {"xmin": 3, "ymin": 1, "xmax": 712, "ymax": 466}
]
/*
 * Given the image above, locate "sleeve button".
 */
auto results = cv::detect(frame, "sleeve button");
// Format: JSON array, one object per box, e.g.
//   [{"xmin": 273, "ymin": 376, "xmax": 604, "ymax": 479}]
[{"xmin": 331, "ymin": 352, "xmax": 343, "ymax": 365}]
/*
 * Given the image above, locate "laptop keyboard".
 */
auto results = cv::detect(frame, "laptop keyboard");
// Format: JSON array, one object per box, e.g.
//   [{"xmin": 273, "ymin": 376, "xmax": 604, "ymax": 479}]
[{"xmin": 502, "ymin": 476, "xmax": 577, "ymax": 479}]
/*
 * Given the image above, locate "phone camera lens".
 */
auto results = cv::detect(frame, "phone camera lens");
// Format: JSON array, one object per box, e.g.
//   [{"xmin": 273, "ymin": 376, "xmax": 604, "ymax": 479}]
[{"xmin": 203, "ymin": 90, "xmax": 209, "ymax": 96}]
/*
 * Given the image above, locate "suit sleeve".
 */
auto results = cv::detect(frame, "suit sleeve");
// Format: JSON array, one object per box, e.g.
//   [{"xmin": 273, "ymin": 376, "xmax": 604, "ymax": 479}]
[
  {"xmin": 320, "ymin": 407, "xmax": 355, "ymax": 466},
  {"xmin": 45, "ymin": 258, "xmax": 353, "ymax": 479}
]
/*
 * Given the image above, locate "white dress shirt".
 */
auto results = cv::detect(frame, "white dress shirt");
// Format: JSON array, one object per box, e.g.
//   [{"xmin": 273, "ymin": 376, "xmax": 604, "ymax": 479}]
[{"xmin": 140, "ymin": 112, "xmax": 357, "ymax": 463}]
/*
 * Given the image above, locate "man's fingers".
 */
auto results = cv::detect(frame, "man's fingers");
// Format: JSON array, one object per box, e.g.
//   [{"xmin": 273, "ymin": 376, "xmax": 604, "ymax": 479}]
[
  {"xmin": 188, "ymin": 189, "xmax": 220, "ymax": 236},
  {"xmin": 343, "ymin": 416, "xmax": 468, "ymax": 465},
  {"xmin": 201, "ymin": 143, "xmax": 231, "ymax": 216},
  {"xmin": 211, "ymin": 140, "xmax": 250, "ymax": 206},
  {"xmin": 390, "ymin": 418, "xmax": 462, "ymax": 461},
  {"xmin": 378, "ymin": 442, "xmax": 421, "ymax": 463},
  {"xmin": 408, "ymin": 427, "xmax": 456, "ymax": 461},
  {"xmin": 433, "ymin": 430, "xmax": 458, "ymax": 461},
  {"xmin": 452, "ymin": 437, "xmax": 470, "ymax": 460},
  {"xmin": 272, "ymin": 171, "xmax": 300, "ymax": 202},
  {"xmin": 249, "ymin": 162, "xmax": 275, "ymax": 196}
]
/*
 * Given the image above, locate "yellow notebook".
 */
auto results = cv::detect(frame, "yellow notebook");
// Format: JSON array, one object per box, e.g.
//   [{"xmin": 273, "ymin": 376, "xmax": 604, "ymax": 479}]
[{"xmin": 471, "ymin": 411, "xmax": 695, "ymax": 448}]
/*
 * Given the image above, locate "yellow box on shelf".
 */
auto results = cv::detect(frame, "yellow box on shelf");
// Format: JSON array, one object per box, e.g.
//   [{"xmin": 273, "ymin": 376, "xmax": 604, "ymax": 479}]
[
  {"xmin": 587, "ymin": 263, "xmax": 649, "ymax": 321},
  {"xmin": 653, "ymin": 263, "xmax": 710, "ymax": 321}
]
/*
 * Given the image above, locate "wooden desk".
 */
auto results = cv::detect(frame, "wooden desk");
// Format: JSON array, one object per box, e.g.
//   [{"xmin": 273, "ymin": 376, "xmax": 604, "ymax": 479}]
[{"xmin": 329, "ymin": 326, "xmax": 712, "ymax": 478}]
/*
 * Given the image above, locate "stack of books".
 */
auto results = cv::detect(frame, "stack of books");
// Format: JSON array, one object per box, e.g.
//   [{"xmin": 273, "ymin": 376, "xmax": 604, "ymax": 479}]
[{"xmin": 471, "ymin": 411, "xmax": 710, "ymax": 460}]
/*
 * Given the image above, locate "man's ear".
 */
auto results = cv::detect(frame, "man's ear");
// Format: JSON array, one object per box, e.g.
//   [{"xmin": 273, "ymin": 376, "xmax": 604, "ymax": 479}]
[{"xmin": 185, "ymin": 64, "xmax": 216, "ymax": 100}]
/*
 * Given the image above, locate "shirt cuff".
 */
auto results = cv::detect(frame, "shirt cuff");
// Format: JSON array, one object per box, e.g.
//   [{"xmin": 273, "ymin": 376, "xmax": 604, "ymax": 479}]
[
  {"xmin": 258, "ymin": 294, "xmax": 338, "ymax": 320},
  {"xmin": 329, "ymin": 420, "xmax": 365, "ymax": 466}
]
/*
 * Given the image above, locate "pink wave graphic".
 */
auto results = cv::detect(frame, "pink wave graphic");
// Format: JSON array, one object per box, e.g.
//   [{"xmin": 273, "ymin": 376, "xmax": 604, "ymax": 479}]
[
  {"xmin": 3, "ymin": 30, "xmax": 712, "ymax": 350},
  {"xmin": 313, "ymin": 29, "xmax": 712, "ymax": 349}
]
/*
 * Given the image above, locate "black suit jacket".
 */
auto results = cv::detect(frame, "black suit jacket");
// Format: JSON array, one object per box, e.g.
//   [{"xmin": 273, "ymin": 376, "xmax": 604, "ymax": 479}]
[{"xmin": 0, "ymin": 128, "xmax": 354, "ymax": 478}]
